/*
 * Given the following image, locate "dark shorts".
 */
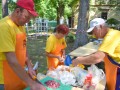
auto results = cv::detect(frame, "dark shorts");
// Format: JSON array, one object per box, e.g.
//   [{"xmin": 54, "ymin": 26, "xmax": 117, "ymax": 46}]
[{"xmin": 0, "ymin": 84, "xmax": 4, "ymax": 90}]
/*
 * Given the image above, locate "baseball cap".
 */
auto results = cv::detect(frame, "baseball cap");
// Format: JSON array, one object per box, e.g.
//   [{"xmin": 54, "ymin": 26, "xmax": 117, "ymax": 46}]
[
  {"xmin": 87, "ymin": 18, "xmax": 105, "ymax": 32},
  {"xmin": 16, "ymin": 0, "xmax": 38, "ymax": 17}
]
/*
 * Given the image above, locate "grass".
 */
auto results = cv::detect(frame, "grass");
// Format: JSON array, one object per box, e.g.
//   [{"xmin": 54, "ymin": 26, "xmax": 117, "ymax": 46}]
[
  {"xmin": 27, "ymin": 36, "xmax": 47, "ymax": 74},
  {"xmin": 27, "ymin": 34, "xmax": 74, "ymax": 74}
]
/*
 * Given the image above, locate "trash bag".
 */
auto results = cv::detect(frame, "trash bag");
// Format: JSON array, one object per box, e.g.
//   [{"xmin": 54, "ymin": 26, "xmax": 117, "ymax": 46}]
[{"xmin": 64, "ymin": 55, "xmax": 72, "ymax": 66}]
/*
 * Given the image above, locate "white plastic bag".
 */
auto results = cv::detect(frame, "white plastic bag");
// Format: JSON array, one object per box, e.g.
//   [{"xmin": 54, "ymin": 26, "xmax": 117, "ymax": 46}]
[
  {"xmin": 71, "ymin": 67, "xmax": 88, "ymax": 86},
  {"xmin": 88, "ymin": 65, "xmax": 105, "ymax": 85},
  {"xmin": 46, "ymin": 70, "xmax": 59, "ymax": 79},
  {"xmin": 59, "ymin": 71, "xmax": 76, "ymax": 85}
]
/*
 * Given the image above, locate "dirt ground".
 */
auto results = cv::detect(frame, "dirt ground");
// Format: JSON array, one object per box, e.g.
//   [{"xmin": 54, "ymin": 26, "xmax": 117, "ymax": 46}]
[{"xmin": 27, "ymin": 35, "xmax": 74, "ymax": 74}]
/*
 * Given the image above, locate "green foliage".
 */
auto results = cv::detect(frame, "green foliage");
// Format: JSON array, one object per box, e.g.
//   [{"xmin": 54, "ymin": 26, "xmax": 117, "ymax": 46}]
[
  {"xmin": 45, "ymin": 6, "xmax": 56, "ymax": 20},
  {"xmin": 34, "ymin": 0, "xmax": 56, "ymax": 20},
  {"xmin": 115, "ymin": 6, "xmax": 120, "ymax": 10},
  {"xmin": 0, "ymin": 0, "xmax": 79, "ymax": 20},
  {"xmin": 66, "ymin": 32, "xmax": 76, "ymax": 43},
  {"xmin": 8, "ymin": 0, "xmax": 16, "ymax": 11},
  {"xmin": 106, "ymin": 18, "xmax": 119, "ymax": 25},
  {"xmin": 27, "ymin": 30, "xmax": 36, "ymax": 34},
  {"xmin": 64, "ymin": 5, "xmax": 72, "ymax": 17},
  {"xmin": 69, "ymin": 0, "xmax": 79, "ymax": 7},
  {"xmin": 33, "ymin": 0, "xmax": 78, "ymax": 20},
  {"xmin": 0, "ymin": 3, "xmax": 2, "ymax": 19}
]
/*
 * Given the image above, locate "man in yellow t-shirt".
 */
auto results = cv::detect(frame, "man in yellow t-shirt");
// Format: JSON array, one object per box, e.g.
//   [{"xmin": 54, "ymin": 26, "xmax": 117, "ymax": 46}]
[
  {"xmin": 0, "ymin": 0, "xmax": 46, "ymax": 90},
  {"xmin": 45, "ymin": 24, "xmax": 69, "ymax": 69},
  {"xmin": 72, "ymin": 18, "xmax": 120, "ymax": 90}
]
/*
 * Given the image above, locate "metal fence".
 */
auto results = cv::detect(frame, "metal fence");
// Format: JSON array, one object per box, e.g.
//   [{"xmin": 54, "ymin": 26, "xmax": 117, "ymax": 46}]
[{"xmin": 25, "ymin": 18, "xmax": 57, "ymax": 37}]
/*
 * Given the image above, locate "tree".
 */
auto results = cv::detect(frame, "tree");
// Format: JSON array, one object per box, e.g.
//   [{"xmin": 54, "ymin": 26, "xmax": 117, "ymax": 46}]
[
  {"xmin": 69, "ymin": 0, "xmax": 79, "ymax": 28},
  {"xmin": 49, "ymin": 0, "xmax": 73, "ymax": 24},
  {"xmin": 34, "ymin": 0, "xmax": 78, "ymax": 24},
  {"xmin": 2, "ymin": 0, "xmax": 8, "ymax": 17},
  {"xmin": 73, "ymin": 0, "xmax": 89, "ymax": 49}
]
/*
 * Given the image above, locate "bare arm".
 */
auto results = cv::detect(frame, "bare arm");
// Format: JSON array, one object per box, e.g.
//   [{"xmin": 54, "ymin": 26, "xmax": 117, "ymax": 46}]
[
  {"xmin": 25, "ymin": 58, "xmax": 33, "ymax": 70},
  {"xmin": 25, "ymin": 51, "xmax": 37, "ymax": 79},
  {"xmin": 46, "ymin": 52, "xmax": 59, "ymax": 59},
  {"xmin": 5, "ymin": 52, "xmax": 46, "ymax": 90},
  {"xmin": 72, "ymin": 51, "xmax": 105, "ymax": 66},
  {"xmin": 46, "ymin": 52, "xmax": 64, "ymax": 62},
  {"xmin": 26, "ymin": 51, "xmax": 33, "ymax": 70}
]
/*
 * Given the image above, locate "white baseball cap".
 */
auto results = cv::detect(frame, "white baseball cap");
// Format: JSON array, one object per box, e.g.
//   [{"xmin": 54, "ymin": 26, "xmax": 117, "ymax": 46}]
[{"xmin": 87, "ymin": 18, "xmax": 106, "ymax": 32}]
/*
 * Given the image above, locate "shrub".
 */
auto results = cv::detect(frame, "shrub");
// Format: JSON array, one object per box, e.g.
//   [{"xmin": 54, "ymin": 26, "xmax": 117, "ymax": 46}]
[{"xmin": 66, "ymin": 32, "xmax": 76, "ymax": 43}]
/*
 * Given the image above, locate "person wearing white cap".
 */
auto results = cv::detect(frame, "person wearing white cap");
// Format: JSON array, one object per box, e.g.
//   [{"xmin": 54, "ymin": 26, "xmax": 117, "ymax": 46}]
[{"xmin": 72, "ymin": 18, "xmax": 120, "ymax": 90}]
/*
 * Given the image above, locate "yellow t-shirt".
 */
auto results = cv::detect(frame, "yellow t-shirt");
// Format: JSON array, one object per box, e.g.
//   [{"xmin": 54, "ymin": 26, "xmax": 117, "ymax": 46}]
[
  {"xmin": 45, "ymin": 34, "xmax": 67, "ymax": 53},
  {"xmin": 0, "ymin": 16, "xmax": 25, "ymax": 61},
  {"xmin": 0, "ymin": 16, "xmax": 25, "ymax": 84},
  {"xmin": 99, "ymin": 29, "xmax": 120, "ymax": 63}
]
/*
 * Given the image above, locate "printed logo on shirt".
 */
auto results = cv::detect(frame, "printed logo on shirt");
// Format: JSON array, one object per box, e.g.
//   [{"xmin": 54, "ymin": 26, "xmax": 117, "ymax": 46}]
[
  {"xmin": 62, "ymin": 42, "xmax": 64, "ymax": 45},
  {"xmin": 23, "ymin": 40, "xmax": 26, "ymax": 47}
]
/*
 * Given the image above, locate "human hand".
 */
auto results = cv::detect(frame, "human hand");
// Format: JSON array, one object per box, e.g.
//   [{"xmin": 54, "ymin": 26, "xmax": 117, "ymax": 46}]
[
  {"xmin": 72, "ymin": 57, "xmax": 81, "ymax": 66},
  {"xmin": 28, "ymin": 68, "xmax": 37, "ymax": 80},
  {"xmin": 57, "ymin": 56, "xmax": 65, "ymax": 62},
  {"xmin": 30, "ymin": 82, "xmax": 46, "ymax": 90},
  {"xmin": 62, "ymin": 54, "xmax": 66, "ymax": 59}
]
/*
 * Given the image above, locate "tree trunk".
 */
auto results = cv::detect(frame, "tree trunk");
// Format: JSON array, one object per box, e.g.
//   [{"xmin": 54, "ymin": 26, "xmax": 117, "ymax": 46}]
[
  {"xmin": 2, "ymin": 0, "xmax": 8, "ymax": 17},
  {"xmin": 73, "ymin": 0, "xmax": 89, "ymax": 49},
  {"xmin": 56, "ymin": 1, "xmax": 65, "ymax": 25},
  {"xmin": 71, "ymin": 10, "xmax": 75, "ymax": 28},
  {"xmin": 56, "ymin": 7, "xmax": 60, "ymax": 25}
]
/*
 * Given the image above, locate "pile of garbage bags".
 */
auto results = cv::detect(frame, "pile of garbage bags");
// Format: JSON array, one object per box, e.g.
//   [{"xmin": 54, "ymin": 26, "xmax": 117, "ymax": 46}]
[{"xmin": 37, "ymin": 65, "xmax": 106, "ymax": 90}]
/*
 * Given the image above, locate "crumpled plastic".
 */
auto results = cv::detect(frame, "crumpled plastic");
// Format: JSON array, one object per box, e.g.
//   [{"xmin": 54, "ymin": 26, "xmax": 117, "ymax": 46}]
[
  {"xmin": 46, "ymin": 70, "xmax": 59, "ymax": 80},
  {"xmin": 88, "ymin": 64, "xmax": 105, "ymax": 85},
  {"xmin": 59, "ymin": 71, "xmax": 76, "ymax": 85},
  {"xmin": 71, "ymin": 67, "xmax": 88, "ymax": 86},
  {"xmin": 46, "ymin": 64, "xmax": 106, "ymax": 89}
]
